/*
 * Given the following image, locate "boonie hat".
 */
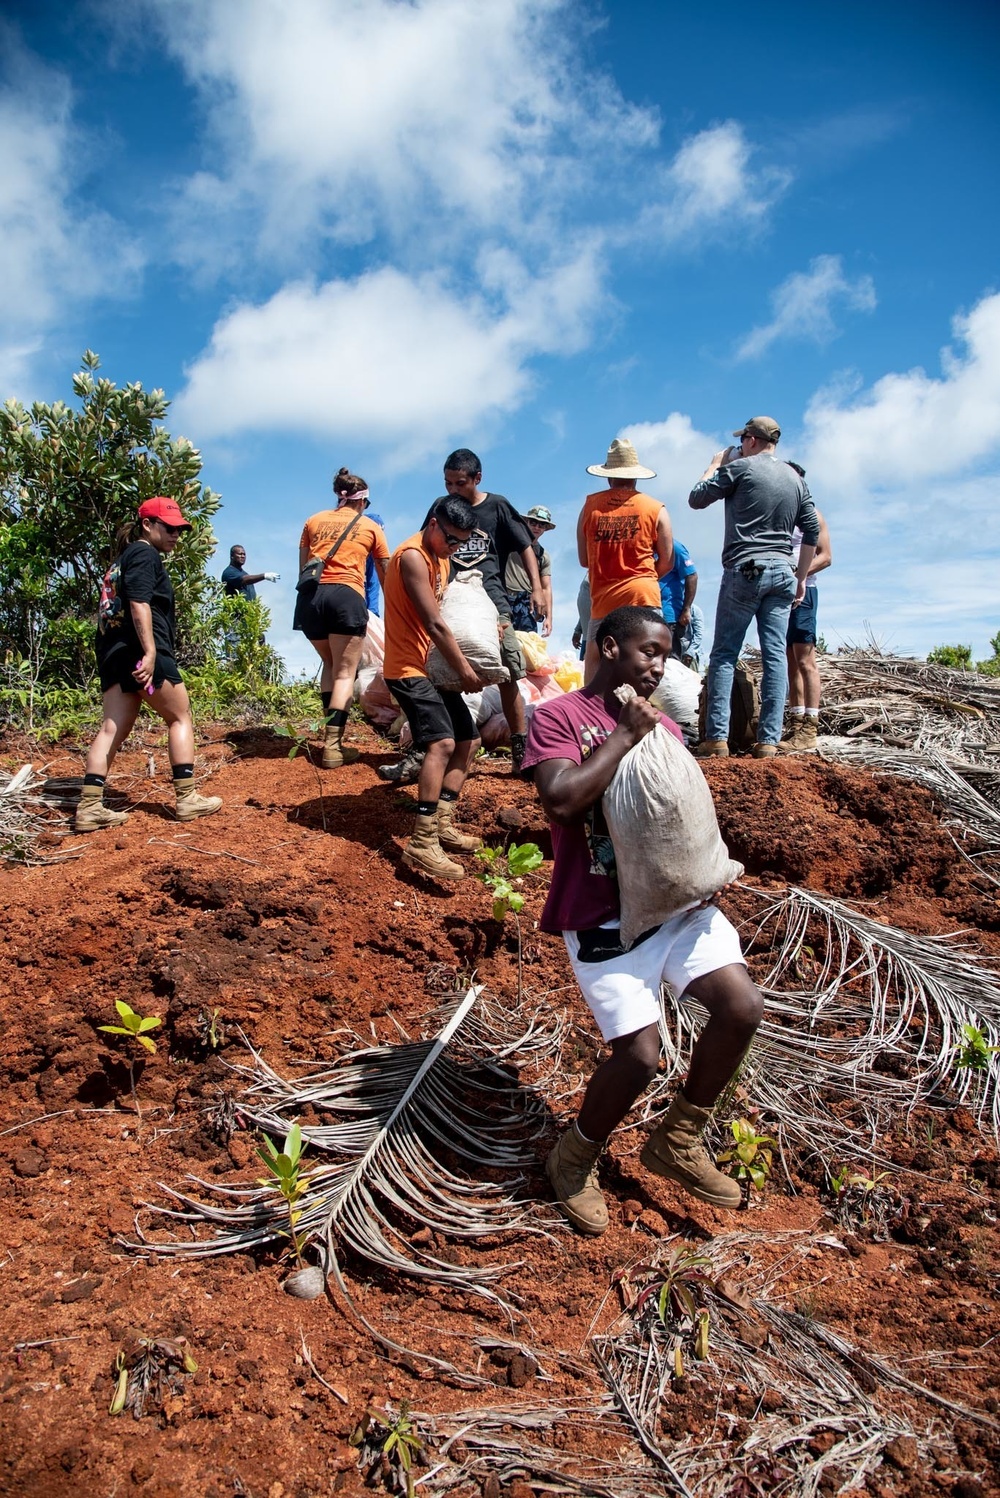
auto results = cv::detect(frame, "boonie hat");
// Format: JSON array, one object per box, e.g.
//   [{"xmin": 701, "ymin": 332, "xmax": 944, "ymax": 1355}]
[
  {"xmin": 138, "ymin": 496, "xmax": 192, "ymax": 530},
  {"xmin": 733, "ymin": 416, "xmax": 781, "ymax": 443},
  {"xmin": 586, "ymin": 437, "xmax": 656, "ymax": 480},
  {"xmin": 524, "ymin": 505, "xmax": 555, "ymax": 530}
]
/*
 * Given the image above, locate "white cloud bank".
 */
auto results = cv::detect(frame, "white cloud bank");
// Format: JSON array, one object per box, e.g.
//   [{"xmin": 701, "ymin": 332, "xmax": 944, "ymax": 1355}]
[
  {"xmin": 639, "ymin": 121, "xmax": 792, "ymax": 247},
  {"xmin": 174, "ymin": 249, "xmax": 604, "ymax": 460},
  {"xmin": 0, "ymin": 33, "xmax": 142, "ymax": 392},
  {"xmin": 735, "ymin": 254, "xmax": 876, "ymax": 361}
]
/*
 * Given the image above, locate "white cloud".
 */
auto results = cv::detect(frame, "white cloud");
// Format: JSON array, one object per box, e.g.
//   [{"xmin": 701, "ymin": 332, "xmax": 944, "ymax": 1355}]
[
  {"xmin": 801, "ymin": 291, "xmax": 1000, "ymax": 497},
  {"xmin": 147, "ymin": 0, "xmax": 658, "ymax": 266},
  {"xmin": 0, "ymin": 32, "xmax": 143, "ymax": 392},
  {"xmin": 735, "ymin": 254, "xmax": 876, "ymax": 361},
  {"xmin": 640, "ymin": 122, "xmax": 791, "ymax": 246},
  {"xmin": 174, "ymin": 249, "xmax": 604, "ymax": 461},
  {"xmin": 618, "ymin": 412, "xmax": 730, "ymax": 577}
]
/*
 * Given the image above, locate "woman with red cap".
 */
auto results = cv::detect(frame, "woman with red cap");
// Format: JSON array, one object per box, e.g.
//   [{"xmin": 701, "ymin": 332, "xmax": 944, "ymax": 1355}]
[{"xmin": 74, "ymin": 496, "xmax": 222, "ymax": 832}]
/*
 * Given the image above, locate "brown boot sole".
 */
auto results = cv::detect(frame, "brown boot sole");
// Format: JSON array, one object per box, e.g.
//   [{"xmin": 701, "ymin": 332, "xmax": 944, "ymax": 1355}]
[
  {"xmin": 401, "ymin": 848, "xmax": 465, "ymax": 881},
  {"xmin": 639, "ymin": 1141, "xmax": 742, "ymax": 1210}
]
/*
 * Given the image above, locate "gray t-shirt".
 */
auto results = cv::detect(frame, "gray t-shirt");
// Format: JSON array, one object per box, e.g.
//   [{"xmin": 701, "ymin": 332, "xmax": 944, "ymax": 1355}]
[{"xmin": 689, "ymin": 453, "xmax": 819, "ymax": 569}]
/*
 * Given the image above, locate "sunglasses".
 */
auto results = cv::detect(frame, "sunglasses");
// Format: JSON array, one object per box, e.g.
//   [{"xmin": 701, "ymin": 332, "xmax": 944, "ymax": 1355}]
[
  {"xmin": 436, "ymin": 520, "xmax": 466, "ymax": 548},
  {"xmin": 159, "ymin": 521, "xmax": 184, "ymax": 535}
]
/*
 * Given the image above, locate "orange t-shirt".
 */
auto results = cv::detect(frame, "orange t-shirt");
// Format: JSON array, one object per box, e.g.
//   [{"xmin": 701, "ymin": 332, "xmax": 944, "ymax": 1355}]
[
  {"xmin": 299, "ymin": 509, "xmax": 389, "ymax": 596},
  {"xmin": 581, "ymin": 487, "xmax": 663, "ymax": 617},
  {"xmin": 382, "ymin": 532, "xmax": 449, "ymax": 680}
]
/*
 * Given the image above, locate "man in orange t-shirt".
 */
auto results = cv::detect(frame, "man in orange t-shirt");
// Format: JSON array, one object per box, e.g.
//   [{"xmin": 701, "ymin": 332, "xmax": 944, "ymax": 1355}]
[
  {"xmin": 577, "ymin": 438, "xmax": 673, "ymax": 682},
  {"xmin": 383, "ymin": 497, "xmax": 487, "ymax": 883}
]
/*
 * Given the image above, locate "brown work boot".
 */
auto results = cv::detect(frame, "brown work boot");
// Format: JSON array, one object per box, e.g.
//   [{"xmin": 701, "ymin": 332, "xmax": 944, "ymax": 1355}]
[
  {"xmin": 546, "ymin": 1123, "xmax": 609, "ymax": 1236},
  {"xmin": 640, "ymin": 1093, "xmax": 742, "ymax": 1209},
  {"xmin": 436, "ymin": 799, "xmax": 482, "ymax": 853},
  {"xmin": 321, "ymin": 723, "xmax": 359, "ymax": 769},
  {"xmin": 751, "ymin": 743, "xmax": 778, "ymax": 759},
  {"xmin": 779, "ymin": 716, "xmax": 798, "ymax": 744},
  {"xmin": 693, "ymin": 739, "xmax": 730, "ymax": 758},
  {"xmin": 73, "ymin": 784, "xmax": 128, "ymax": 833},
  {"xmin": 401, "ymin": 812, "xmax": 464, "ymax": 881},
  {"xmin": 779, "ymin": 717, "xmax": 817, "ymax": 754},
  {"xmin": 173, "ymin": 778, "xmax": 223, "ymax": 823}
]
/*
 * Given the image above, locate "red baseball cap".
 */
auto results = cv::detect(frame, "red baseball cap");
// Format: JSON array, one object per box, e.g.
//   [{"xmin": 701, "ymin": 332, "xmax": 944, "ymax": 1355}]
[{"xmin": 138, "ymin": 496, "xmax": 191, "ymax": 530}]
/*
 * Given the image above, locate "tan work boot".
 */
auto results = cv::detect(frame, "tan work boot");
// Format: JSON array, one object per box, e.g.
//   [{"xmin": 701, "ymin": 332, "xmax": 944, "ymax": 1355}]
[
  {"xmin": 640, "ymin": 1093, "xmax": 742, "ymax": 1209},
  {"xmin": 779, "ymin": 717, "xmax": 817, "ymax": 754},
  {"xmin": 321, "ymin": 723, "xmax": 359, "ymax": 769},
  {"xmin": 173, "ymin": 778, "xmax": 223, "ymax": 823},
  {"xmin": 73, "ymin": 784, "xmax": 128, "ymax": 833},
  {"xmin": 693, "ymin": 739, "xmax": 730, "ymax": 758},
  {"xmin": 436, "ymin": 799, "xmax": 482, "ymax": 853},
  {"xmin": 546, "ymin": 1123, "xmax": 609, "ymax": 1236},
  {"xmin": 401, "ymin": 812, "xmax": 465, "ymax": 881},
  {"xmin": 751, "ymin": 743, "xmax": 778, "ymax": 759}
]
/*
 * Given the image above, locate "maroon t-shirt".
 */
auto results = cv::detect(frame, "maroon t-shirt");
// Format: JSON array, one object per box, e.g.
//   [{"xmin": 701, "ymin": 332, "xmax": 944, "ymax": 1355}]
[{"xmin": 522, "ymin": 688, "xmax": 683, "ymax": 935}]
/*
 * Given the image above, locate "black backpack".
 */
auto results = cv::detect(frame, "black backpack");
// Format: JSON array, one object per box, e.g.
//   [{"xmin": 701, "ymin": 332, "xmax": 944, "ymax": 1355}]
[{"xmin": 698, "ymin": 660, "xmax": 761, "ymax": 752}]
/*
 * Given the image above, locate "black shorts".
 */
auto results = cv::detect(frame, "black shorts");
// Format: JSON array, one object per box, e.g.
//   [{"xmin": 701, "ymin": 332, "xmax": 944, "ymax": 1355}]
[
  {"xmin": 98, "ymin": 651, "xmax": 183, "ymax": 695},
  {"xmin": 294, "ymin": 583, "xmax": 369, "ymax": 641},
  {"xmin": 385, "ymin": 676, "xmax": 477, "ymax": 747},
  {"xmin": 787, "ymin": 588, "xmax": 818, "ymax": 646}
]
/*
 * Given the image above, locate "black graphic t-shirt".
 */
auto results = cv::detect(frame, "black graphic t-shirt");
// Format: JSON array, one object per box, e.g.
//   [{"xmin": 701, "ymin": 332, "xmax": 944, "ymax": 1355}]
[{"xmin": 427, "ymin": 493, "xmax": 532, "ymax": 613}]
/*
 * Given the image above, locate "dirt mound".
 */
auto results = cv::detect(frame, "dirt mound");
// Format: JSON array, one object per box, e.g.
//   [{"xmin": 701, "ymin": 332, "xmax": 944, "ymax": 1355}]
[{"xmin": 1, "ymin": 725, "xmax": 998, "ymax": 1497}]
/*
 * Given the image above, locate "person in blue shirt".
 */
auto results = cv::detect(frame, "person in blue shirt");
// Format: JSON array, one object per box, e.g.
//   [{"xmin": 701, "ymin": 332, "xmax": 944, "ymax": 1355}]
[
  {"xmin": 221, "ymin": 545, "xmax": 279, "ymax": 599},
  {"xmin": 657, "ymin": 539, "xmax": 698, "ymax": 653}
]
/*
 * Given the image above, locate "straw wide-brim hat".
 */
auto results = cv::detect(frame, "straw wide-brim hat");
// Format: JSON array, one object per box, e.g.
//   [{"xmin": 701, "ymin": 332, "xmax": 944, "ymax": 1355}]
[{"xmin": 586, "ymin": 437, "xmax": 656, "ymax": 480}]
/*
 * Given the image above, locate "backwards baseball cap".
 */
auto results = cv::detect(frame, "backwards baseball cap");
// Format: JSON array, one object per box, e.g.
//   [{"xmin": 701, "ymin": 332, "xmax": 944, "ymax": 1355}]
[
  {"xmin": 524, "ymin": 505, "xmax": 555, "ymax": 530},
  {"xmin": 734, "ymin": 416, "xmax": 781, "ymax": 443},
  {"xmin": 138, "ymin": 496, "xmax": 192, "ymax": 530}
]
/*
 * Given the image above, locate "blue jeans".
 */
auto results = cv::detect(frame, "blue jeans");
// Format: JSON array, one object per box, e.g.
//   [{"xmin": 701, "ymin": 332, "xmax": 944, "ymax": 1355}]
[{"xmin": 706, "ymin": 562, "xmax": 796, "ymax": 744}]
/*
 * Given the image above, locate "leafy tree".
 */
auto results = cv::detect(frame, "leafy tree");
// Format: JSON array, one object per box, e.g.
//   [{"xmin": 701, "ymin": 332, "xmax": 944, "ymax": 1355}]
[
  {"xmin": 976, "ymin": 631, "xmax": 1000, "ymax": 679},
  {"xmin": 927, "ymin": 643, "xmax": 972, "ymax": 671},
  {"xmin": 0, "ymin": 350, "xmax": 220, "ymax": 690}
]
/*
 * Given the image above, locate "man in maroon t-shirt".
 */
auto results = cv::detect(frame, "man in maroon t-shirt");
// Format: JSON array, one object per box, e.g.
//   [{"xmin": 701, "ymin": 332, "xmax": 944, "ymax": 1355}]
[{"xmin": 523, "ymin": 606, "xmax": 763, "ymax": 1235}]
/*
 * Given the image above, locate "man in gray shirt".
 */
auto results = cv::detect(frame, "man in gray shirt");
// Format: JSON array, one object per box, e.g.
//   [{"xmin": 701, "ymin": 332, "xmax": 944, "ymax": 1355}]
[{"xmin": 689, "ymin": 416, "xmax": 818, "ymax": 757}]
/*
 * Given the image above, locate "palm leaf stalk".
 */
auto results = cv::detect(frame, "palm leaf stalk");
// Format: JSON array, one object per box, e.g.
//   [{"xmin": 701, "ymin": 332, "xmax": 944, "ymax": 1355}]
[{"xmin": 134, "ymin": 987, "xmax": 553, "ymax": 1372}]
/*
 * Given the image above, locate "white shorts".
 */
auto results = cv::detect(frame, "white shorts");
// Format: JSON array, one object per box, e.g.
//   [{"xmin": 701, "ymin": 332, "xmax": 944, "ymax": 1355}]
[{"xmin": 563, "ymin": 905, "xmax": 746, "ymax": 1043}]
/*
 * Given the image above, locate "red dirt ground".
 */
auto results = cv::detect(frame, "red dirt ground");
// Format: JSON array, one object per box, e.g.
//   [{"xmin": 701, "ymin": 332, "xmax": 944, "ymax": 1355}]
[{"xmin": 1, "ymin": 723, "xmax": 999, "ymax": 1498}]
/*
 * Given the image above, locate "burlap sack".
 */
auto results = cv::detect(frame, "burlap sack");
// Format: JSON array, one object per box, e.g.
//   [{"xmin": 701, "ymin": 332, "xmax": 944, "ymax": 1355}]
[
  {"xmin": 604, "ymin": 690, "xmax": 743, "ymax": 945},
  {"xmin": 426, "ymin": 572, "xmax": 508, "ymax": 689}
]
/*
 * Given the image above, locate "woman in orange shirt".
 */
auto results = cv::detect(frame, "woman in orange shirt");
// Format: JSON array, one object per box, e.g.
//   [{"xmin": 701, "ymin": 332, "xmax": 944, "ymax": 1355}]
[{"xmin": 294, "ymin": 468, "xmax": 390, "ymax": 768}]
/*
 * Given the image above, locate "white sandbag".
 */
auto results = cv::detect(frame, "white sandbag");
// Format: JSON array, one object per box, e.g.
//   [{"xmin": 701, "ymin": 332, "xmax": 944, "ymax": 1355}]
[
  {"xmin": 426, "ymin": 572, "xmax": 508, "ymax": 689},
  {"xmin": 360, "ymin": 611, "xmax": 385, "ymax": 669},
  {"xmin": 477, "ymin": 684, "xmax": 504, "ymax": 724},
  {"xmin": 359, "ymin": 668, "xmax": 399, "ymax": 727},
  {"xmin": 604, "ymin": 689, "xmax": 743, "ymax": 946},
  {"xmin": 650, "ymin": 658, "xmax": 702, "ymax": 734}
]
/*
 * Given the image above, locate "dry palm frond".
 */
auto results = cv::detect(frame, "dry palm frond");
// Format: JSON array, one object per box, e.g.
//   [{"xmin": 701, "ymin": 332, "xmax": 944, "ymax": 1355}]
[
  {"xmin": 0, "ymin": 765, "xmax": 84, "ymax": 865},
  {"xmin": 589, "ymin": 1231, "xmax": 989, "ymax": 1498},
  {"xmin": 134, "ymin": 986, "xmax": 552, "ymax": 1375},
  {"xmin": 636, "ymin": 887, "xmax": 1000, "ymax": 1165},
  {"xmin": 818, "ymin": 741, "xmax": 1000, "ymax": 847}
]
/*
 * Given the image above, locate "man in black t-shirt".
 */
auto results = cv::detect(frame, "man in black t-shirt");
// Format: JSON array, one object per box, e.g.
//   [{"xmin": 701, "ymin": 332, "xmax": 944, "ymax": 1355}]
[{"xmin": 439, "ymin": 448, "xmax": 544, "ymax": 771}]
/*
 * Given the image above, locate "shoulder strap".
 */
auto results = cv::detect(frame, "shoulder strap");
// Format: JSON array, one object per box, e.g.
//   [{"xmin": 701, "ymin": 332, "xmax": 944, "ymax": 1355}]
[{"xmin": 321, "ymin": 511, "xmax": 363, "ymax": 568}]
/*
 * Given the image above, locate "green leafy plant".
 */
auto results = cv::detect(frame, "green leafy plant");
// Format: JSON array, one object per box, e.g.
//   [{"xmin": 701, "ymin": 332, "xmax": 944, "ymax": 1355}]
[
  {"xmin": 257, "ymin": 1122, "xmax": 310, "ymax": 1267},
  {"xmin": 474, "ymin": 840, "xmax": 543, "ymax": 920},
  {"xmin": 275, "ymin": 719, "xmax": 328, "ymax": 829},
  {"xmin": 927, "ymin": 643, "xmax": 973, "ymax": 671},
  {"xmin": 955, "ymin": 1022, "xmax": 999, "ymax": 1072},
  {"xmin": 198, "ymin": 1008, "xmax": 225, "ymax": 1051},
  {"xmin": 827, "ymin": 1164, "xmax": 900, "ymax": 1237},
  {"xmin": 98, "ymin": 999, "xmax": 161, "ymax": 1122},
  {"xmin": 717, "ymin": 1118, "xmax": 775, "ymax": 1198},
  {"xmin": 350, "ymin": 1400, "xmax": 426, "ymax": 1496}
]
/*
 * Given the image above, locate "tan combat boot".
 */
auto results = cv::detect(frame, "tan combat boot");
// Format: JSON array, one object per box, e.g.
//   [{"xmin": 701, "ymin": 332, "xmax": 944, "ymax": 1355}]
[
  {"xmin": 173, "ymin": 778, "xmax": 223, "ymax": 823},
  {"xmin": 546, "ymin": 1122, "xmax": 609, "ymax": 1236},
  {"xmin": 401, "ymin": 812, "xmax": 464, "ymax": 881},
  {"xmin": 640, "ymin": 1093, "xmax": 742, "ymax": 1209},
  {"xmin": 436, "ymin": 799, "xmax": 482, "ymax": 853},
  {"xmin": 73, "ymin": 784, "xmax": 128, "ymax": 833},
  {"xmin": 751, "ymin": 743, "xmax": 778, "ymax": 759},
  {"xmin": 778, "ymin": 716, "xmax": 818, "ymax": 754},
  {"xmin": 693, "ymin": 739, "xmax": 730, "ymax": 758},
  {"xmin": 321, "ymin": 723, "xmax": 359, "ymax": 769}
]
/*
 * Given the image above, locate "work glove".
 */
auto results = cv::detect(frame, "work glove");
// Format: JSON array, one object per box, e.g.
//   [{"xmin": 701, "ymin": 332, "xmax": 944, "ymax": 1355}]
[{"xmin": 263, "ymin": 572, "xmax": 280, "ymax": 582}]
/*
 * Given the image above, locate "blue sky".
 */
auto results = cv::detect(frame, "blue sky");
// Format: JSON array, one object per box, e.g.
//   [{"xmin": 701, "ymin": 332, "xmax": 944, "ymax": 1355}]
[{"xmin": 3, "ymin": 0, "xmax": 999, "ymax": 675}]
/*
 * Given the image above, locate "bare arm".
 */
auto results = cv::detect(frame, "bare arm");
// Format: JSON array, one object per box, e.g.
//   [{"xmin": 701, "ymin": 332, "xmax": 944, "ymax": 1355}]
[
  {"xmin": 654, "ymin": 507, "xmax": 673, "ymax": 579},
  {"xmin": 808, "ymin": 510, "xmax": 832, "ymax": 577},
  {"xmin": 375, "ymin": 555, "xmax": 389, "ymax": 587},
  {"xmin": 130, "ymin": 601, "xmax": 156, "ymax": 687},
  {"xmin": 399, "ymin": 551, "xmax": 482, "ymax": 693},
  {"xmin": 533, "ymin": 697, "xmax": 662, "ymax": 824},
  {"xmin": 541, "ymin": 575, "xmax": 553, "ymax": 637},
  {"xmin": 677, "ymin": 570, "xmax": 697, "ymax": 628},
  {"xmin": 576, "ymin": 506, "xmax": 588, "ymax": 567},
  {"xmin": 519, "ymin": 543, "xmax": 545, "ymax": 619}
]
